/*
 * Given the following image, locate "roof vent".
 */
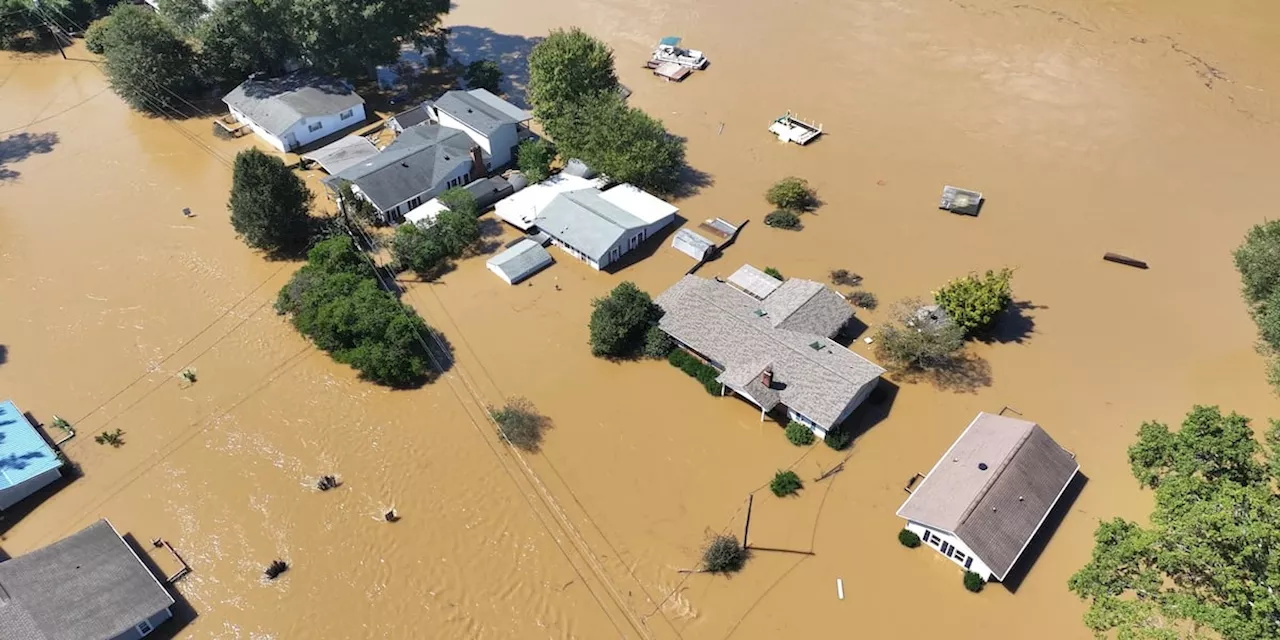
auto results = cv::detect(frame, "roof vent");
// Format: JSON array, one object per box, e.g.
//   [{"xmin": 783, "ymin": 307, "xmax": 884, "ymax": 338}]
[
  {"xmin": 978, "ymin": 463, "xmax": 989, "ymax": 471},
  {"xmin": 400, "ymin": 162, "xmax": 409, "ymax": 168},
  {"xmin": 809, "ymin": 341, "xmax": 823, "ymax": 351},
  {"xmin": 753, "ymin": 309, "xmax": 766, "ymax": 317},
  {"xmin": 1018, "ymin": 496, "xmax": 1024, "ymax": 501}
]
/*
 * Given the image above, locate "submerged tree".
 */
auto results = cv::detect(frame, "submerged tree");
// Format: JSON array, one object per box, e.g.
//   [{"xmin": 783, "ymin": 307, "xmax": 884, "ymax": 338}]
[
  {"xmin": 228, "ymin": 148, "xmax": 314, "ymax": 256},
  {"xmin": 933, "ymin": 268, "xmax": 1013, "ymax": 335},
  {"xmin": 701, "ymin": 535, "xmax": 747, "ymax": 574},
  {"xmin": 1069, "ymin": 405, "xmax": 1280, "ymax": 640},
  {"xmin": 1234, "ymin": 220, "xmax": 1280, "ymax": 394},
  {"xmin": 491, "ymin": 397, "xmax": 550, "ymax": 452},
  {"xmin": 874, "ymin": 298, "xmax": 965, "ymax": 372},
  {"xmin": 527, "ymin": 28, "xmax": 619, "ymax": 132},
  {"xmin": 588, "ymin": 282, "xmax": 662, "ymax": 358},
  {"xmin": 290, "ymin": 0, "xmax": 450, "ymax": 77},
  {"xmin": 95, "ymin": 4, "xmax": 201, "ymax": 114}
]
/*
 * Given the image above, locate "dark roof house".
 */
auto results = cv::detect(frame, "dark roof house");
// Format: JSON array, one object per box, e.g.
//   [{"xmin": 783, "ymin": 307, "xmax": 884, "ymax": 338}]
[
  {"xmin": 431, "ymin": 89, "xmax": 531, "ymax": 136},
  {"xmin": 324, "ymin": 124, "xmax": 487, "ymax": 215},
  {"xmin": 0, "ymin": 520, "xmax": 175, "ymax": 640},
  {"xmin": 896, "ymin": 412, "xmax": 1080, "ymax": 581}
]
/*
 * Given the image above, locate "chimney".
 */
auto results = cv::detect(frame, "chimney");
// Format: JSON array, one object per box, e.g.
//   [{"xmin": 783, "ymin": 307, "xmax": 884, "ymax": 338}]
[
  {"xmin": 468, "ymin": 145, "xmax": 485, "ymax": 182},
  {"xmin": 760, "ymin": 366, "xmax": 773, "ymax": 389}
]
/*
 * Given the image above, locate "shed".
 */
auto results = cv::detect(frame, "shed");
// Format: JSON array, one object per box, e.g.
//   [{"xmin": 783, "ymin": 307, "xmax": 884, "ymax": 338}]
[
  {"xmin": 0, "ymin": 399, "xmax": 64, "ymax": 511},
  {"xmin": 727, "ymin": 264, "xmax": 783, "ymax": 300},
  {"xmin": 487, "ymin": 238, "xmax": 554, "ymax": 285},
  {"xmin": 672, "ymin": 228, "xmax": 715, "ymax": 261}
]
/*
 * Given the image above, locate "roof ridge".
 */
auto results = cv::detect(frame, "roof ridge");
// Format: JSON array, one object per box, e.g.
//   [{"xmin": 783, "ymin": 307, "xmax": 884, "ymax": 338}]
[
  {"xmin": 771, "ymin": 279, "xmax": 826, "ymax": 324},
  {"xmin": 954, "ymin": 422, "xmax": 1036, "ymax": 528}
]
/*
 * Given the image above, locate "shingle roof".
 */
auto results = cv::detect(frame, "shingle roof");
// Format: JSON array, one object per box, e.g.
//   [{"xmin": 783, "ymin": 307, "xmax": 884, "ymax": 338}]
[
  {"xmin": 487, "ymin": 238, "xmax": 554, "ymax": 284},
  {"xmin": 325, "ymin": 125, "xmax": 479, "ymax": 210},
  {"xmin": 223, "ymin": 71, "xmax": 363, "ymax": 138},
  {"xmin": 896, "ymin": 412, "xmax": 1079, "ymax": 579},
  {"xmin": 535, "ymin": 189, "xmax": 648, "ymax": 262},
  {"xmin": 0, "ymin": 400, "xmax": 62, "ymax": 491},
  {"xmin": 727, "ymin": 264, "xmax": 782, "ymax": 299},
  {"xmin": 301, "ymin": 135, "xmax": 379, "ymax": 175},
  {"xmin": 0, "ymin": 520, "xmax": 175, "ymax": 640},
  {"xmin": 390, "ymin": 104, "xmax": 432, "ymax": 130},
  {"xmin": 433, "ymin": 89, "xmax": 530, "ymax": 136},
  {"xmin": 763, "ymin": 280, "xmax": 853, "ymax": 337},
  {"xmin": 656, "ymin": 275, "xmax": 884, "ymax": 428}
]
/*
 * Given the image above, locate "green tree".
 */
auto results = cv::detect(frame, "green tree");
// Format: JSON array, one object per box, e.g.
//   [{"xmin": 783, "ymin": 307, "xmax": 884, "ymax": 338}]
[
  {"xmin": 553, "ymin": 92, "xmax": 685, "ymax": 193},
  {"xmin": 158, "ymin": 0, "xmax": 207, "ymax": 36},
  {"xmin": 1069, "ymin": 405, "xmax": 1280, "ymax": 640},
  {"xmin": 437, "ymin": 187, "xmax": 478, "ymax": 218},
  {"xmin": 388, "ymin": 195, "xmax": 479, "ymax": 279},
  {"xmin": 898, "ymin": 529, "xmax": 921, "ymax": 548},
  {"xmin": 642, "ymin": 325, "xmax": 673, "ymax": 359},
  {"xmin": 765, "ymin": 177, "xmax": 816, "ymax": 212},
  {"xmin": 1234, "ymin": 220, "xmax": 1280, "ymax": 307},
  {"xmin": 337, "ymin": 181, "xmax": 378, "ymax": 226},
  {"xmin": 96, "ymin": 4, "xmax": 202, "ymax": 114},
  {"xmin": 763, "ymin": 210, "xmax": 800, "ymax": 230},
  {"xmin": 289, "ymin": 0, "xmax": 450, "ymax": 77},
  {"xmin": 934, "ymin": 268, "xmax": 1013, "ymax": 335},
  {"xmin": 874, "ymin": 298, "xmax": 965, "ymax": 371},
  {"xmin": 517, "ymin": 138, "xmax": 554, "ymax": 183},
  {"xmin": 763, "ymin": 266, "xmax": 783, "ymax": 280},
  {"xmin": 588, "ymin": 281, "xmax": 661, "ymax": 358},
  {"xmin": 83, "ymin": 15, "xmax": 112, "ymax": 54},
  {"xmin": 198, "ymin": 0, "xmax": 296, "ymax": 90},
  {"xmin": 527, "ymin": 27, "xmax": 618, "ymax": 130},
  {"xmin": 769, "ymin": 470, "xmax": 802, "ymax": 497},
  {"xmin": 963, "ymin": 571, "xmax": 984, "ymax": 593},
  {"xmin": 491, "ymin": 397, "xmax": 549, "ymax": 452},
  {"xmin": 390, "ymin": 222, "xmax": 450, "ymax": 278},
  {"xmin": 463, "ymin": 59, "xmax": 502, "ymax": 93},
  {"xmin": 228, "ymin": 147, "xmax": 314, "ymax": 256}
]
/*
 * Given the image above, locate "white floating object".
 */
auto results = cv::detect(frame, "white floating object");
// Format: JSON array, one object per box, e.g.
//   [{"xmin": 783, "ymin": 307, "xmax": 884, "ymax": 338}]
[
  {"xmin": 863, "ymin": 336, "xmax": 874, "ymax": 344},
  {"xmin": 837, "ymin": 578, "xmax": 844, "ymax": 600}
]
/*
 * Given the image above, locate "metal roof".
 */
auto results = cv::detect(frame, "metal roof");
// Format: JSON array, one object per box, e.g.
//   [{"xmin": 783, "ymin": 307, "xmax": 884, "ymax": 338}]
[
  {"xmin": 433, "ymin": 89, "xmax": 530, "ymax": 136},
  {"xmin": 671, "ymin": 228, "xmax": 714, "ymax": 260},
  {"xmin": 222, "ymin": 71, "xmax": 363, "ymax": 138},
  {"xmin": 534, "ymin": 189, "xmax": 648, "ymax": 262},
  {"xmin": 0, "ymin": 520, "xmax": 175, "ymax": 640},
  {"xmin": 728, "ymin": 264, "xmax": 782, "ymax": 300},
  {"xmin": 896, "ymin": 412, "xmax": 1079, "ymax": 579},
  {"xmin": 659, "ymin": 36, "xmax": 681, "ymax": 46},
  {"xmin": 0, "ymin": 400, "xmax": 62, "ymax": 491},
  {"xmin": 487, "ymin": 238, "xmax": 554, "ymax": 284}
]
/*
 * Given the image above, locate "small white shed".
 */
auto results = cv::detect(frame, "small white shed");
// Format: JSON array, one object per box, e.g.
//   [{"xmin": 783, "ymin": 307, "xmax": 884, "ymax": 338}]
[
  {"xmin": 487, "ymin": 238, "xmax": 554, "ymax": 285},
  {"xmin": 672, "ymin": 228, "xmax": 715, "ymax": 261}
]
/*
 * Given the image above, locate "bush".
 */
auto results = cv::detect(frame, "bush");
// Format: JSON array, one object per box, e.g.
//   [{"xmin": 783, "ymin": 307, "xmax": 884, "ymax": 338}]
[
  {"xmin": 389, "ymin": 200, "xmax": 481, "ymax": 279},
  {"xmin": 770, "ymin": 470, "xmax": 803, "ymax": 497},
  {"xmin": 589, "ymin": 282, "xmax": 662, "ymax": 358},
  {"xmin": 765, "ymin": 177, "xmax": 815, "ymax": 212},
  {"xmin": 84, "ymin": 17, "xmax": 113, "ymax": 54},
  {"xmin": 763, "ymin": 266, "xmax": 783, "ymax": 280},
  {"xmin": 517, "ymin": 139, "xmax": 555, "ymax": 183},
  {"xmin": 824, "ymin": 425, "xmax": 854, "ymax": 450},
  {"xmin": 668, "ymin": 349, "xmax": 721, "ymax": 395},
  {"xmin": 898, "ymin": 529, "xmax": 921, "ymax": 548},
  {"xmin": 875, "ymin": 298, "xmax": 966, "ymax": 371},
  {"xmin": 784, "ymin": 421, "xmax": 814, "ymax": 446},
  {"xmin": 702, "ymin": 535, "xmax": 747, "ymax": 573},
  {"xmin": 491, "ymin": 397, "xmax": 549, "ymax": 451},
  {"xmin": 764, "ymin": 210, "xmax": 801, "ymax": 230},
  {"xmin": 229, "ymin": 148, "xmax": 314, "ymax": 256},
  {"xmin": 934, "ymin": 268, "xmax": 1013, "ymax": 335},
  {"xmin": 830, "ymin": 269, "xmax": 862, "ymax": 287},
  {"xmin": 642, "ymin": 325, "xmax": 674, "ymax": 359},
  {"xmin": 463, "ymin": 59, "xmax": 503, "ymax": 93},
  {"xmin": 95, "ymin": 428, "xmax": 125, "ymax": 448},
  {"xmin": 963, "ymin": 571, "xmax": 985, "ymax": 593},
  {"xmin": 846, "ymin": 290, "xmax": 878, "ymax": 310}
]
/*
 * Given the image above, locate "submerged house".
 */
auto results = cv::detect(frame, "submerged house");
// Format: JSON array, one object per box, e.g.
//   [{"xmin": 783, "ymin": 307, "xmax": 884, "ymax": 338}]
[
  {"xmin": 0, "ymin": 399, "xmax": 64, "ymax": 511},
  {"xmin": 486, "ymin": 238, "xmax": 554, "ymax": 285},
  {"xmin": 493, "ymin": 173, "xmax": 604, "ymax": 231},
  {"xmin": 0, "ymin": 519, "xmax": 176, "ymax": 639},
  {"xmin": 896, "ymin": 412, "xmax": 1080, "ymax": 582},
  {"xmin": 533, "ymin": 185, "xmax": 677, "ymax": 270},
  {"xmin": 223, "ymin": 72, "xmax": 365, "ymax": 152},
  {"xmin": 426, "ymin": 89, "xmax": 532, "ymax": 169},
  {"xmin": 654, "ymin": 267, "xmax": 885, "ymax": 435}
]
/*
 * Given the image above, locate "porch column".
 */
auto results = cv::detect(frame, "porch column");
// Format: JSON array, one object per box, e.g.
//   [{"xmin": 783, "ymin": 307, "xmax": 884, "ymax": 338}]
[{"xmin": 760, "ymin": 406, "xmax": 765, "ymax": 422}]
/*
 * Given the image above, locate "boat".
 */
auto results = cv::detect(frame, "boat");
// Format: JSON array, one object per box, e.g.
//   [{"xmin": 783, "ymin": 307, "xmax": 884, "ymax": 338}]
[
  {"xmin": 768, "ymin": 111, "xmax": 823, "ymax": 145},
  {"xmin": 651, "ymin": 37, "xmax": 709, "ymax": 70},
  {"xmin": 938, "ymin": 185, "xmax": 983, "ymax": 216}
]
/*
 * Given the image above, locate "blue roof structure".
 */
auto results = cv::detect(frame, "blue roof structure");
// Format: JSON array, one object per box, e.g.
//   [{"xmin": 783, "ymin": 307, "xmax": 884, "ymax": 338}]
[
  {"xmin": 659, "ymin": 36, "xmax": 681, "ymax": 46},
  {"xmin": 0, "ymin": 400, "xmax": 62, "ymax": 490}
]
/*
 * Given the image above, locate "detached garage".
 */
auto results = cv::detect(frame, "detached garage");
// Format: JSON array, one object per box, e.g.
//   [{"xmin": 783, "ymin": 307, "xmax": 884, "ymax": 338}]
[{"xmin": 487, "ymin": 238, "xmax": 554, "ymax": 285}]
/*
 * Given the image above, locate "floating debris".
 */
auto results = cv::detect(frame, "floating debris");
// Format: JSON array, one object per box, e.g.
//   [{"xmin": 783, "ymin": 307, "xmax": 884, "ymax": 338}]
[
  {"xmin": 264, "ymin": 560, "xmax": 288, "ymax": 580},
  {"xmin": 1103, "ymin": 252, "xmax": 1149, "ymax": 269},
  {"xmin": 384, "ymin": 508, "xmax": 400, "ymax": 523},
  {"xmin": 316, "ymin": 475, "xmax": 339, "ymax": 491}
]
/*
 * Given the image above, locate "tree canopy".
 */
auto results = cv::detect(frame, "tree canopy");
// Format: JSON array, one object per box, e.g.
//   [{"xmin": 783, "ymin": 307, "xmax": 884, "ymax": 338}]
[
  {"xmin": 552, "ymin": 92, "xmax": 685, "ymax": 193},
  {"xmin": 228, "ymin": 148, "xmax": 314, "ymax": 256},
  {"xmin": 94, "ymin": 4, "xmax": 201, "ymax": 114},
  {"xmin": 198, "ymin": 0, "xmax": 297, "ymax": 90},
  {"xmin": 588, "ymin": 282, "xmax": 662, "ymax": 358},
  {"xmin": 1069, "ymin": 405, "xmax": 1280, "ymax": 640},
  {"xmin": 1234, "ymin": 221, "xmax": 1280, "ymax": 393},
  {"xmin": 765, "ymin": 177, "xmax": 816, "ymax": 212},
  {"xmin": 527, "ymin": 28, "xmax": 619, "ymax": 129},
  {"xmin": 934, "ymin": 268, "xmax": 1013, "ymax": 335},
  {"xmin": 463, "ymin": 59, "xmax": 503, "ymax": 93},
  {"xmin": 517, "ymin": 138, "xmax": 555, "ymax": 183},
  {"xmin": 388, "ymin": 190, "xmax": 481, "ymax": 280},
  {"xmin": 875, "ymin": 298, "xmax": 965, "ymax": 371},
  {"xmin": 157, "ymin": 0, "xmax": 207, "ymax": 36},
  {"xmin": 290, "ymin": 0, "xmax": 449, "ymax": 77}
]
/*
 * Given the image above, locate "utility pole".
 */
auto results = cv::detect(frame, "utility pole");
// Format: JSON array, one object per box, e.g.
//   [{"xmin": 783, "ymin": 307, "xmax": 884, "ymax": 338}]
[{"xmin": 32, "ymin": 1, "xmax": 67, "ymax": 60}]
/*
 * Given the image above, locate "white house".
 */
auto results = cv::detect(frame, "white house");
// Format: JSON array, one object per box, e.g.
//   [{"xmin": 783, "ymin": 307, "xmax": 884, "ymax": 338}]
[
  {"xmin": 486, "ymin": 238, "xmax": 554, "ymax": 285},
  {"xmin": 0, "ymin": 399, "xmax": 64, "ymax": 510},
  {"xmin": 426, "ymin": 89, "xmax": 532, "ymax": 169},
  {"xmin": 494, "ymin": 173, "xmax": 604, "ymax": 231},
  {"xmin": 532, "ymin": 185, "xmax": 677, "ymax": 270},
  {"xmin": 896, "ymin": 412, "xmax": 1080, "ymax": 582},
  {"xmin": 223, "ymin": 72, "xmax": 366, "ymax": 152}
]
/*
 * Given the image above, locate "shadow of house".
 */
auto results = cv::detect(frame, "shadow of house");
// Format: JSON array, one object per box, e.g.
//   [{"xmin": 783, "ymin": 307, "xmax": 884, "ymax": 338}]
[
  {"xmin": 0, "ymin": 344, "xmax": 7, "ymax": 365},
  {"xmin": 0, "ymin": 132, "xmax": 59, "ymax": 183},
  {"xmin": 607, "ymin": 214, "xmax": 686, "ymax": 274},
  {"xmin": 838, "ymin": 378, "xmax": 899, "ymax": 442},
  {"xmin": 999, "ymin": 471, "xmax": 1087, "ymax": 593},
  {"xmin": 446, "ymin": 26, "xmax": 543, "ymax": 108},
  {"xmin": 978, "ymin": 300, "xmax": 1044, "ymax": 345},
  {"xmin": 122, "ymin": 533, "xmax": 197, "ymax": 639}
]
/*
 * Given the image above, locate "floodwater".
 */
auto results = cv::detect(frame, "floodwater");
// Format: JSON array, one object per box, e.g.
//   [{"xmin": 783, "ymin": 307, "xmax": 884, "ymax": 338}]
[{"xmin": 2, "ymin": 0, "xmax": 1280, "ymax": 637}]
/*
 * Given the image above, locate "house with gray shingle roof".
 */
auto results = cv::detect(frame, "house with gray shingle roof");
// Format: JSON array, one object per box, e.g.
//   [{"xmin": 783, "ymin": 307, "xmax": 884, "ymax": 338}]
[
  {"xmin": 0, "ymin": 519, "xmax": 176, "ymax": 640},
  {"xmin": 655, "ymin": 270, "xmax": 884, "ymax": 435},
  {"xmin": 427, "ymin": 89, "xmax": 532, "ymax": 169},
  {"xmin": 223, "ymin": 71, "xmax": 365, "ymax": 152},
  {"xmin": 896, "ymin": 412, "xmax": 1080, "ymax": 582}
]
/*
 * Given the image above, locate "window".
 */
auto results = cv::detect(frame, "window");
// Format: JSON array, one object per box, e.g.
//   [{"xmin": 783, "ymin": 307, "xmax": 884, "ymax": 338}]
[
  {"xmin": 136, "ymin": 620, "xmax": 155, "ymax": 636},
  {"xmin": 953, "ymin": 549, "xmax": 966, "ymax": 563},
  {"xmin": 308, "ymin": 121, "xmax": 322, "ymax": 132},
  {"xmin": 340, "ymin": 109, "xmax": 354, "ymax": 121},
  {"xmin": 408, "ymin": 196, "xmax": 423, "ymax": 209}
]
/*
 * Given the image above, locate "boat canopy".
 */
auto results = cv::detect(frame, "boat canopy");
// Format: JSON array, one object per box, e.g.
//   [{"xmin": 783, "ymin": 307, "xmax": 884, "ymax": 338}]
[{"xmin": 659, "ymin": 36, "xmax": 681, "ymax": 47}]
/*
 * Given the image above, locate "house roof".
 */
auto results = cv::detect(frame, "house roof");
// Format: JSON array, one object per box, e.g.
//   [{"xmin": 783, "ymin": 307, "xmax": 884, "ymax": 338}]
[
  {"xmin": 0, "ymin": 400, "xmax": 62, "ymax": 491},
  {"xmin": 671, "ymin": 228, "xmax": 715, "ymax": 260},
  {"xmin": 598, "ymin": 184, "xmax": 679, "ymax": 224},
  {"xmin": 433, "ymin": 89, "xmax": 531, "ymax": 136},
  {"xmin": 487, "ymin": 238, "xmax": 554, "ymax": 284},
  {"xmin": 223, "ymin": 71, "xmax": 363, "ymax": 138},
  {"xmin": 325, "ymin": 125, "xmax": 479, "ymax": 210},
  {"xmin": 0, "ymin": 520, "xmax": 175, "ymax": 640},
  {"xmin": 656, "ymin": 275, "xmax": 884, "ymax": 428},
  {"xmin": 389, "ymin": 104, "xmax": 432, "ymax": 130},
  {"xmin": 763, "ymin": 279, "xmax": 853, "ymax": 337},
  {"xmin": 896, "ymin": 412, "xmax": 1080, "ymax": 580},
  {"xmin": 301, "ymin": 135, "xmax": 379, "ymax": 175},
  {"xmin": 493, "ymin": 173, "xmax": 603, "ymax": 230},
  {"xmin": 535, "ymin": 189, "xmax": 648, "ymax": 262}
]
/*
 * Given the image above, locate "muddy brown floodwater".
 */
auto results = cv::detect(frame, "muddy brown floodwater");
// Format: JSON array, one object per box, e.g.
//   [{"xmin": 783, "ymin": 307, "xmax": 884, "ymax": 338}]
[{"xmin": 3, "ymin": 0, "xmax": 1280, "ymax": 638}]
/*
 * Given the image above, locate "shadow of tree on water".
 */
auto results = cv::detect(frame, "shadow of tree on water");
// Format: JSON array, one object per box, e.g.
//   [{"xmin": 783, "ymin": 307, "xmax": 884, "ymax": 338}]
[
  {"xmin": 0, "ymin": 132, "xmax": 59, "ymax": 183},
  {"xmin": 446, "ymin": 26, "xmax": 543, "ymax": 108}
]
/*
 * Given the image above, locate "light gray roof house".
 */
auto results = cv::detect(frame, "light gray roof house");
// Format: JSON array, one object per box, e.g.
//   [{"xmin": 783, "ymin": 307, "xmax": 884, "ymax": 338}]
[
  {"xmin": 655, "ymin": 273, "xmax": 885, "ymax": 429},
  {"xmin": 432, "ymin": 89, "xmax": 532, "ymax": 136},
  {"xmin": 0, "ymin": 519, "xmax": 175, "ymax": 640},
  {"xmin": 324, "ymin": 124, "xmax": 485, "ymax": 212},
  {"xmin": 487, "ymin": 238, "xmax": 554, "ymax": 285},
  {"xmin": 535, "ymin": 190, "xmax": 648, "ymax": 263},
  {"xmin": 897, "ymin": 412, "xmax": 1080, "ymax": 581},
  {"xmin": 223, "ymin": 71, "xmax": 363, "ymax": 140}
]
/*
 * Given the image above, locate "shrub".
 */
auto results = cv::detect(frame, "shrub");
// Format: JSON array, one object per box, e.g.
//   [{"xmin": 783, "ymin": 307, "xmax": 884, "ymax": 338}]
[
  {"xmin": 784, "ymin": 421, "xmax": 815, "ymax": 446},
  {"xmin": 846, "ymin": 290, "xmax": 878, "ymax": 310},
  {"xmin": 84, "ymin": 17, "xmax": 113, "ymax": 54},
  {"xmin": 934, "ymin": 268, "xmax": 1013, "ymax": 335},
  {"xmin": 963, "ymin": 571, "xmax": 985, "ymax": 593},
  {"xmin": 765, "ymin": 177, "xmax": 815, "ymax": 212},
  {"xmin": 463, "ymin": 59, "xmax": 503, "ymax": 93},
  {"xmin": 668, "ymin": 349, "xmax": 721, "ymax": 395},
  {"xmin": 229, "ymin": 148, "xmax": 314, "ymax": 256},
  {"xmin": 875, "ymin": 298, "xmax": 966, "ymax": 371},
  {"xmin": 898, "ymin": 529, "xmax": 921, "ymax": 548},
  {"xmin": 830, "ymin": 269, "xmax": 862, "ymax": 287},
  {"xmin": 764, "ymin": 210, "xmax": 801, "ymax": 230},
  {"xmin": 517, "ymin": 139, "xmax": 555, "ymax": 183},
  {"xmin": 702, "ymin": 535, "xmax": 747, "ymax": 573},
  {"xmin": 770, "ymin": 470, "xmax": 803, "ymax": 497},
  {"xmin": 642, "ymin": 325, "xmax": 674, "ymax": 359},
  {"xmin": 763, "ymin": 266, "xmax": 783, "ymax": 280},
  {"xmin": 389, "ymin": 200, "xmax": 481, "ymax": 279},
  {"xmin": 491, "ymin": 397, "xmax": 549, "ymax": 451},
  {"xmin": 824, "ymin": 426, "xmax": 854, "ymax": 450},
  {"xmin": 95, "ymin": 429, "xmax": 125, "ymax": 448},
  {"xmin": 589, "ymin": 282, "xmax": 662, "ymax": 358}
]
